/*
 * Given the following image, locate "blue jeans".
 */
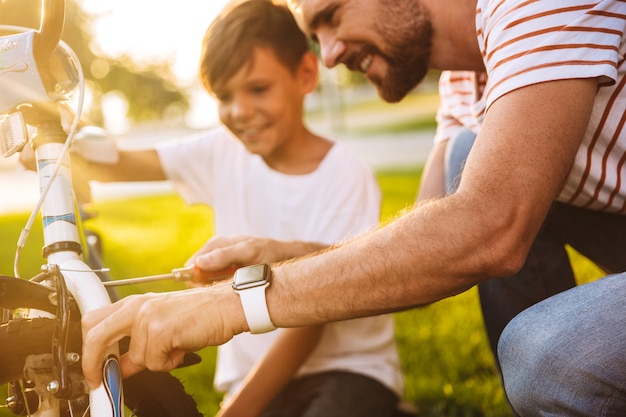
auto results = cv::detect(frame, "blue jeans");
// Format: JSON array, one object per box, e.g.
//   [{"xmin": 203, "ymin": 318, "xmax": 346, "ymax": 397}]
[
  {"xmin": 259, "ymin": 371, "xmax": 399, "ymax": 417},
  {"xmin": 444, "ymin": 128, "xmax": 477, "ymax": 194},
  {"xmin": 498, "ymin": 273, "xmax": 626, "ymax": 416}
]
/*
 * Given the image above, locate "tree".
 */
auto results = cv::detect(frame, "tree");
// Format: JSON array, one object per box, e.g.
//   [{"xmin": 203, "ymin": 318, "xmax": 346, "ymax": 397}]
[{"xmin": 0, "ymin": 0, "xmax": 189, "ymax": 124}]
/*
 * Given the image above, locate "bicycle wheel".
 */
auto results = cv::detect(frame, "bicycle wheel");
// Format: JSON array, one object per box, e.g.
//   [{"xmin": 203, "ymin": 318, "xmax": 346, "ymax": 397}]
[{"xmin": 0, "ymin": 318, "xmax": 203, "ymax": 416}]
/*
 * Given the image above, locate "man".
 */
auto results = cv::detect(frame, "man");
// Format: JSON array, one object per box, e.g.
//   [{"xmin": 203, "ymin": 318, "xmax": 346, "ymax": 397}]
[{"xmin": 82, "ymin": 1, "xmax": 626, "ymax": 414}]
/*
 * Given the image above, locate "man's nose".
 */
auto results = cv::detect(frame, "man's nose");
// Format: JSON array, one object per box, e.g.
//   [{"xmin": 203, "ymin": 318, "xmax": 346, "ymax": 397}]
[{"xmin": 317, "ymin": 30, "xmax": 345, "ymax": 68}]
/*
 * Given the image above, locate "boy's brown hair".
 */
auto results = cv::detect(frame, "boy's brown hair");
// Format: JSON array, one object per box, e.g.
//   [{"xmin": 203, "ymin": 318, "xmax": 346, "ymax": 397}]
[{"xmin": 200, "ymin": 0, "xmax": 310, "ymax": 94}]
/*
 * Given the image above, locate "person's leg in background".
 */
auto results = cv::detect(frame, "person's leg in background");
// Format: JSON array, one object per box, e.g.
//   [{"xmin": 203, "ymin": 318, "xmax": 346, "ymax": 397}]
[
  {"xmin": 444, "ymin": 127, "xmax": 477, "ymax": 194},
  {"xmin": 260, "ymin": 371, "xmax": 399, "ymax": 417}
]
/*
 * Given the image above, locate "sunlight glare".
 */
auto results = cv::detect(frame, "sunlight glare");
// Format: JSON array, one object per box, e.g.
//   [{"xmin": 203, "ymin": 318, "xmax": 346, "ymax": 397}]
[{"xmin": 79, "ymin": 0, "xmax": 231, "ymax": 84}]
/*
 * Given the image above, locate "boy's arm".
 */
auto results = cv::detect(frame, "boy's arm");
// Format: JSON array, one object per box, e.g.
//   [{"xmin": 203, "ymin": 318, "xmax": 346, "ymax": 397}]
[
  {"xmin": 216, "ymin": 326, "xmax": 324, "ymax": 417},
  {"xmin": 416, "ymin": 139, "xmax": 447, "ymax": 201},
  {"xmin": 71, "ymin": 148, "xmax": 167, "ymax": 182},
  {"xmin": 69, "ymin": 149, "xmax": 166, "ymax": 204},
  {"xmin": 19, "ymin": 140, "xmax": 167, "ymax": 183}
]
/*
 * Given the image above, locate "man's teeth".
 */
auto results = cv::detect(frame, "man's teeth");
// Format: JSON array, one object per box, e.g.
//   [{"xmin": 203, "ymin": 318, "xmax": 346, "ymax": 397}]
[{"xmin": 360, "ymin": 55, "xmax": 372, "ymax": 72}]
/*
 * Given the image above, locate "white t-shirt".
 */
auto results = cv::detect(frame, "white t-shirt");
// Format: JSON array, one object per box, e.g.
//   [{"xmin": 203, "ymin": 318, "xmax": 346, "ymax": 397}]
[{"xmin": 157, "ymin": 126, "xmax": 404, "ymax": 397}]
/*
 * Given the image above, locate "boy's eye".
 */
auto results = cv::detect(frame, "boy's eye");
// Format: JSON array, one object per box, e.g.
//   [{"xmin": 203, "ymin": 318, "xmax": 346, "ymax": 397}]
[{"xmin": 250, "ymin": 84, "xmax": 269, "ymax": 95}]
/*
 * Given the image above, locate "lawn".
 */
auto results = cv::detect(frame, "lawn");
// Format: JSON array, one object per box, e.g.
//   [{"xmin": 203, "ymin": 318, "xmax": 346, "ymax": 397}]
[{"xmin": 0, "ymin": 168, "xmax": 604, "ymax": 416}]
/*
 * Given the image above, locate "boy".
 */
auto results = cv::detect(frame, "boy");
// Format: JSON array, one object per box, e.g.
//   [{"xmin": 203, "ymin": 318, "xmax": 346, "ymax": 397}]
[{"xmin": 66, "ymin": 1, "xmax": 405, "ymax": 415}]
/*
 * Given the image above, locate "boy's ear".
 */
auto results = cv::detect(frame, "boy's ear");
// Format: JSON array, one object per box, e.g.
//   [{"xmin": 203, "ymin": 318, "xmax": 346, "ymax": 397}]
[{"xmin": 297, "ymin": 51, "xmax": 319, "ymax": 94}]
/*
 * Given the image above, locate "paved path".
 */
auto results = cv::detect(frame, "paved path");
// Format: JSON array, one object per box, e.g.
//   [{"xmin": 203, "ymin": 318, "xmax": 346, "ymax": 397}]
[{"xmin": 0, "ymin": 128, "xmax": 434, "ymax": 215}]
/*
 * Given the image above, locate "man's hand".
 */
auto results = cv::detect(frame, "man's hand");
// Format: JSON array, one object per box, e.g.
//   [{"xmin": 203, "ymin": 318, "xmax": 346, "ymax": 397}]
[{"xmin": 81, "ymin": 284, "xmax": 245, "ymax": 389}]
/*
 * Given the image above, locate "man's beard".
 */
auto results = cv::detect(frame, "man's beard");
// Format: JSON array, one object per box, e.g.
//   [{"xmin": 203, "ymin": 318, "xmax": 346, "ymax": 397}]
[{"xmin": 373, "ymin": 1, "xmax": 433, "ymax": 103}]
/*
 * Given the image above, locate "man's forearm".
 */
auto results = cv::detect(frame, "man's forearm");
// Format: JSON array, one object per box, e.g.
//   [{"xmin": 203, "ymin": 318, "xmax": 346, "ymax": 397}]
[{"xmin": 266, "ymin": 194, "xmax": 518, "ymax": 328}]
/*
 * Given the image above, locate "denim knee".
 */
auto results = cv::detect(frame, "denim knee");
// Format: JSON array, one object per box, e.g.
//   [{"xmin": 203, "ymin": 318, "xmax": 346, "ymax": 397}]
[
  {"xmin": 499, "ymin": 274, "xmax": 626, "ymax": 417},
  {"xmin": 498, "ymin": 311, "xmax": 548, "ymax": 416},
  {"xmin": 498, "ymin": 303, "xmax": 580, "ymax": 416}
]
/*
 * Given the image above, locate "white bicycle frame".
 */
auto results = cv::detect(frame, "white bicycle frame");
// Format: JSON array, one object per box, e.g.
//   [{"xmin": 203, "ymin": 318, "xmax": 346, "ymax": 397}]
[
  {"xmin": 32, "ymin": 137, "xmax": 124, "ymax": 417},
  {"xmin": 0, "ymin": 2, "xmax": 125, "ymax": 415}
]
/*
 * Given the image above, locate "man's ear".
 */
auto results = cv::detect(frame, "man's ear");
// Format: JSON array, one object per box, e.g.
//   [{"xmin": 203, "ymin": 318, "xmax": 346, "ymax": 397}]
[{"xmin": 297, "ymin": 51, "xmax": 319, "ymax": 94}]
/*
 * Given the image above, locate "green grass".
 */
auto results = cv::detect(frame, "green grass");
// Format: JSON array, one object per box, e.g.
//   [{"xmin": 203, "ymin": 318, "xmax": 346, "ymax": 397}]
[{"xmin": 0, "ymin": 168, "xmax": 604, "ymax": 416}]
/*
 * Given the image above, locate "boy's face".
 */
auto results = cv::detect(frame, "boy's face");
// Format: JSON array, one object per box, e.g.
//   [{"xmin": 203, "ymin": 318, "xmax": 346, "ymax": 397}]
[{"xmin": 213, "ymin": 47, "xmax": 307, "ymax": 159}]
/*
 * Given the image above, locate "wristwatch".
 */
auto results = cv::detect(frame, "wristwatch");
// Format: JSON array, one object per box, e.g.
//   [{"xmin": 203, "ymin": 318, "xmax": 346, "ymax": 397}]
[{"xmin": 232, "ymin": 264, "xmax": 276, "ymax": 334}]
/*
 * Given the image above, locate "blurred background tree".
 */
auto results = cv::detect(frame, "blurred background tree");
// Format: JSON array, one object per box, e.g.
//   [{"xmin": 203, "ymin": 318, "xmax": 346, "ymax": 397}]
[{"xmin": 0, "ymin": 0, "xmax": 189, "ymax": 124}]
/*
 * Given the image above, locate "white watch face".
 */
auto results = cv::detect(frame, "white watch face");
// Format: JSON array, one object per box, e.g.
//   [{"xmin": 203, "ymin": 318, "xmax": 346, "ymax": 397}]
[{"xmin": 233, "ymin": 264, "xmax": 269, "ymax": 290}]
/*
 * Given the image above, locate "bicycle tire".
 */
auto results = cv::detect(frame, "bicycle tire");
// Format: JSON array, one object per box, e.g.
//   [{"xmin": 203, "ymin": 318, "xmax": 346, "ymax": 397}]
[{"xmin": 0, "ymin": 318, "xmax": 203, "ymax": 417}]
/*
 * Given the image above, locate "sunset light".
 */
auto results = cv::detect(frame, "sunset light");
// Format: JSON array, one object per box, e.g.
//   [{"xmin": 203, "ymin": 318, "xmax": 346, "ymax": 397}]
[{"xmin": 80, "ymin": 0, "xmax": 230, "ymax": 84}]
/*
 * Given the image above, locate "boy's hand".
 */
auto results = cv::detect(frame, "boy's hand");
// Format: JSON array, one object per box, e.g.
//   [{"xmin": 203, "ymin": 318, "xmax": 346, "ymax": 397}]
[
  {"xmin": 189, "ymin": 236, "xmax": 285, "ymax": 276},
  {"xmin": 18, "ymin": 144, "xmax": 36, "ymax": 171},
  {"xmin": 81, "ymin": 284, "xmax": 245, "ymax": 389},
  {"xmin": 189, "ymin": 236, "xmax": 326, "ymax": 280}
]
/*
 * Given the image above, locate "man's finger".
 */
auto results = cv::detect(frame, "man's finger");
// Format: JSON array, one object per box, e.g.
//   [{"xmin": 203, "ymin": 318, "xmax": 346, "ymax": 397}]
[
  {"xmin": 81, "ymin": 300, "xmax": 138, "ymax": 388},
  {"xmin": 119, "ymin": 353, "xmax": 146, "ymax": 379}
]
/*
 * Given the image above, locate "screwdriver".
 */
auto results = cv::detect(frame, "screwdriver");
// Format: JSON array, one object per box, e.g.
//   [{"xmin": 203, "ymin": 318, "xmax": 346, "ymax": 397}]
[{"xmin": 102, "ymin": 264, "xmax": 240, "ymax": 287}]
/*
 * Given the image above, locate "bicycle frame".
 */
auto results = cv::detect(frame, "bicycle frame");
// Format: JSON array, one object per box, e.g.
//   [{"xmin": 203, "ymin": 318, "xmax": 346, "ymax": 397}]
[
  {"xmin": 29, "ymin": 113, "xmax": 124, "ymax": 417},
  {"xmin": 0, "ymin": 1, "xmax": 124, "ymax": 415}
]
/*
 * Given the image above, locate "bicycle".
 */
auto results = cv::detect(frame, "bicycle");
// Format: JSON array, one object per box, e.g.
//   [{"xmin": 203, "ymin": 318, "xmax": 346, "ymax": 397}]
[{"xmin": 0, "ymin": 1, "xmax": 203, "ymax": 415}]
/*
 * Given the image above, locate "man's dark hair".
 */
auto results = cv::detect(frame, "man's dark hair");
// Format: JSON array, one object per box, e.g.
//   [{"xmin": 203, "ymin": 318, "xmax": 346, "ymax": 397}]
[{"xmin": 200, "ymin": 0, "xmax": 310, "ymax": 94}]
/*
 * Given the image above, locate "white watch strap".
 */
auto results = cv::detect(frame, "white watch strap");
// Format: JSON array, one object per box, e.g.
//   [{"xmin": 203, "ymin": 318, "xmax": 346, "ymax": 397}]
[{"xmin": 237, "ymin": 282, "xmax": 276, "ymax": 334}]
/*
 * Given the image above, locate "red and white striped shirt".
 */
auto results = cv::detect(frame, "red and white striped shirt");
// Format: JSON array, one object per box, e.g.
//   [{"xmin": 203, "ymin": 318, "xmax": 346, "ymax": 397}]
[
  {"xmin": 434, "ymin": 71, "xmax": 486, "ymax": 144},
  {"xmin": 478, "ymin": 0, "xmax": 626, "ymax": 212}
]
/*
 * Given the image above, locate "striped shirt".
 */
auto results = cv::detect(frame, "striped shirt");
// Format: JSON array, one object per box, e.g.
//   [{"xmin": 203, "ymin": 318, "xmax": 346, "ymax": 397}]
[
  {"xmin": 476, "ymin": 0, "xmax": 626, "ymax": 212},
  {"xmin": 434, "ymin": 71, "xmax": 486, "ymax": 144}
]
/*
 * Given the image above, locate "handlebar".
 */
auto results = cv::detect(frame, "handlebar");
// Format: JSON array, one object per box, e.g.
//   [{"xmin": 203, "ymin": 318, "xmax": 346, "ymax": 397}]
[
  {"xmin": 33, "ymin": 0, "xmax": 65, "ymax": 63},
  {"xmin": 0, "ymin": 0, "xmax": 76, "ymax": 115}
]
